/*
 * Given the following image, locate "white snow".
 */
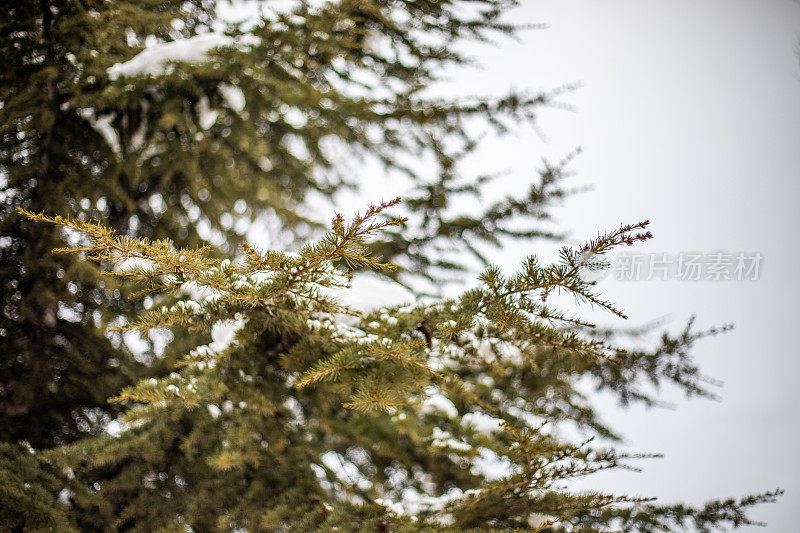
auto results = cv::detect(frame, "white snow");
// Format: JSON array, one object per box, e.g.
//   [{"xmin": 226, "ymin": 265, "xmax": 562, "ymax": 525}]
[
  {"xmin": 420, "ymin": 388, "xmax": 458, "ymax": 418},
  {"xmin": 320, "ymin": 451, "xmax": 373, "ymax": 490},
  {"xmin": 461, "ymin": 412, "xmax": 504, "ymax": 434},
  {"xmin": 58, "ymin": 488, "xmax": 73, "ymax": 507},
  {"xmin": 375, "ymin": 498, "xmax": 408, "ymax": 517},
  {"xmin": 78, "ymin": 109, "xmax": 120, "ymax": 154},
  {"xmin": 471, "ymin": 447, "xmax": 514, "ymax": 481},
  {"xmin": 430, "ymin": 428, "xmax": 472, "ymax": 452},
  {"xmin": 105, "ymin": 419, "xmax": 124, "ymax": 437},
  {"xmin": 172, "ymin": 300, "xmax": 202, "ymax": 314},
  {"xmin": 104, "ymin": 417, "xmax": 145, "ymax": 437},
  {"xmin": 196, "ymin": 95, "xmax": 219, "ymax": 130},
  {"xmin": 122, "ymin": 330, "xmax": 149, "ymax": 360},
  {"xmin": 220, "ymin": 84, "xmax": 246, "ymax": 111},
  {"xmin": 129, "ymin": 101, "xmax": 148, "ymax": 150},
  {"xmin": 209, "ymin": 315, "xmax": 247, "ymax": 352},
  {"xmin": 401, "ymin": 486, "xmax": 482, "ymax": 517},
  {"xmin": 108, "ymin": 33, "xmax": 258, "ymax": 79},
  {"xmin": 282, "ymin": 397, "xmax": 304, "ymax": 423}
]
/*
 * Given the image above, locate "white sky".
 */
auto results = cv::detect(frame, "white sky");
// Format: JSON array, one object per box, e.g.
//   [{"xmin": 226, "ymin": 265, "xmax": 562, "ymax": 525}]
[{"xmin": 427, "ymin": 1, "xmax": 799, "ymax": 529}]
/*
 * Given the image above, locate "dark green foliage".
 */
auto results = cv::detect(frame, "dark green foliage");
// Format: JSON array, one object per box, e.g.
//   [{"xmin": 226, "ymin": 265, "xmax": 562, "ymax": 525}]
[
  {"xmin": 0, "ymin": 442, "xmax": 76, "ymax": 531},
  {"xmin": 1, "ymin": 0, "xmax": 215, "ymax": 450},
  {"xmin": 0, "ymin": 441, "xmax": 116, "ymax": 532}
]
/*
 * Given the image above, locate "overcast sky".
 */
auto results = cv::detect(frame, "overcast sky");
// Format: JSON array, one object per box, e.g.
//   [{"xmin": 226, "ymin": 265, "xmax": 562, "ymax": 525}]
[{"xmin": 434, "ymin": 1, "xmax": 800, "ymax": 530}]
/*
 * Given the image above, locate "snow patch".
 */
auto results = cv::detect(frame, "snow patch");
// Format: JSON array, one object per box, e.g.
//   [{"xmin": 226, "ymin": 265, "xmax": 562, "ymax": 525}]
[
  {"xmin": 376, "ymin": 498, "xmax": 408, "ymax": 517},
  {"xmin": 58, "ymin": 488, "xmax": 73, "ymax": 507},
  {"xmin": 220, "ymin": 84, "xmax": 246, "ymax": 111},
  {"xmin": 196, "ymin": 95, "xmax": 219, "ymax": 129},
  {"xmin": 105, "ymin": 417, "xmax": 144, "ymax": 437},
  {"xmin": 105, "ymin": 419, "xmax": 124, "ymax": 437},
  {"xmin": 431, "ymin": 428, "xmax": 471, "ymax": 452},
  {"xmin": 79, "ymin": 110, "xmax": 120, "ymax": 154},
  {"xmin": 210, "ymin": 315, "xmax": 247, "ymax": 352},
  {"xmin": 108, "ymin": 33, "xmax": 258, "ymax": 79},
  {"xmin": 420, "ymin": 388, "xmax": 458, "ymax": 418},
  {"xmin": 461, "ymin": 412, "xmax": 504, "ymax": 434},
  {"xmin": 320, "ymin": 451, "xmax": 372, "ymax": 490},
  {"xmin": 472, "ymin": 447, "xmax": 514, "ymax": 481}
]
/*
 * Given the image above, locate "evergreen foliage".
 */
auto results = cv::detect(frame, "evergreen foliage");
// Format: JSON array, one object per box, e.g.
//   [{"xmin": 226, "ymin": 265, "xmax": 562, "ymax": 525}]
[{"xmin": 17, "ymin": 205, "xmax": 780, "ymax": 531}]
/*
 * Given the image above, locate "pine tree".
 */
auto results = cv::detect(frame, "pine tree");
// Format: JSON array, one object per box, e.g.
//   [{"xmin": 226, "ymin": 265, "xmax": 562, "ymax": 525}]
[
  {"xmin": 1, "ymin": 0, "xmax": 564, "ymax": 451},
  {"xmin": 3, "ymin": 1, "xmax": 780, "ymax": 531},
  {"xmin": 17, "ymin": 204, "xmax": 779, "ymax": 531}
]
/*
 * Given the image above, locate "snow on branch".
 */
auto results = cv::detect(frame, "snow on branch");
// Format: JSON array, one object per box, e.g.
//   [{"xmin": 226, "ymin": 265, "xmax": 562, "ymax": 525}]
[{"xmin": 108, "ymin": 33, "xmax": 258, "ymax": 80}]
